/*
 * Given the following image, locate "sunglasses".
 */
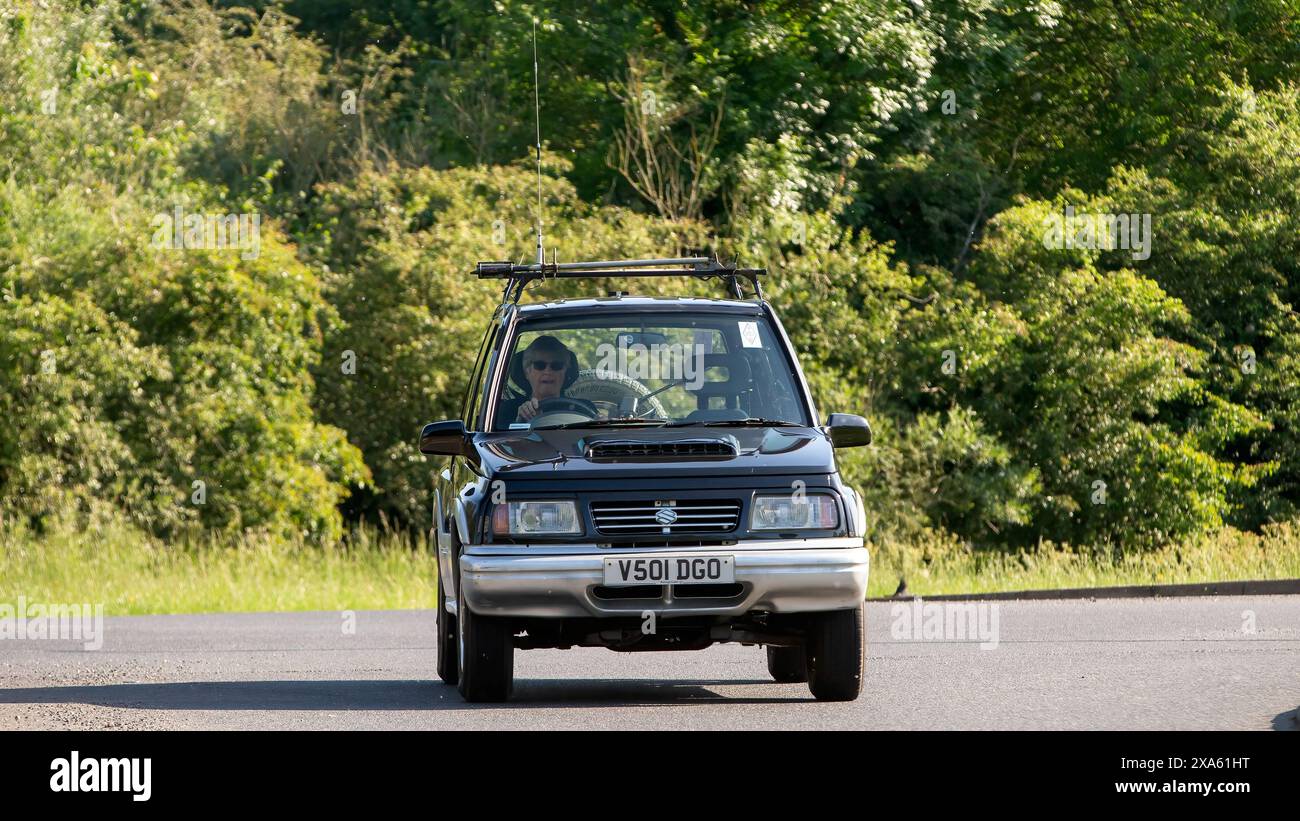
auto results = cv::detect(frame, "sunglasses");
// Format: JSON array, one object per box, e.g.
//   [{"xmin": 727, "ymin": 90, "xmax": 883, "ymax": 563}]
[{"xmin": 527, "ymin": 359, "xmax": 567, "ymax": 371}]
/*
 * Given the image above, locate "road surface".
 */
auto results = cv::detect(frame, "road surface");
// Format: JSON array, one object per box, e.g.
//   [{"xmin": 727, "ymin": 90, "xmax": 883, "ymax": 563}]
[{"xmin": 1, "ymin": 596, "xmax": 1296, "ymax": 730}]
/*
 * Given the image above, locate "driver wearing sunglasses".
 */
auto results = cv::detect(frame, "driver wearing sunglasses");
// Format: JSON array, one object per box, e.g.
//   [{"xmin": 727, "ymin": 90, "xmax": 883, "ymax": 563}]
[{"xmin": 497, "ymin": 335, "xmax": 591, "ymax": 425}]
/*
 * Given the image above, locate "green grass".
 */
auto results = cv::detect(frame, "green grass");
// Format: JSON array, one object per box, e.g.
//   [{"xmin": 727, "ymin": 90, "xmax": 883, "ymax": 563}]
[
  {"xmin": 865, "ymin": 522, "xmax": 1300, "ymax": 598},
  {"xmin": 0, "ymin": 518, "xmax": 439, "ymax": 615},
  {"xmin": 3, "ymin": 516, "xmax": 1298, "ymax": 615}
]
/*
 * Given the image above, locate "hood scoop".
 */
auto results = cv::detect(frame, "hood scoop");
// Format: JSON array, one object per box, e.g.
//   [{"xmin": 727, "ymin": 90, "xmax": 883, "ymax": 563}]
[{"xmin": 585, "ymin": 437, "xmax": 739, "ymax": 461}]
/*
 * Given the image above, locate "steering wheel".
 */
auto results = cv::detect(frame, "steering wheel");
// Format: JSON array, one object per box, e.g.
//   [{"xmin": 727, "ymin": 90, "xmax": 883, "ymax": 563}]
[{"xmin": 535, "ymin": 397, "xmax": 598, "ymax": 417}]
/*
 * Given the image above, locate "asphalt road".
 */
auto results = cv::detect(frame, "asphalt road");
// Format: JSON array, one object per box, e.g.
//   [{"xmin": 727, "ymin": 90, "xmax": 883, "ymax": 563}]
[{"xmin": 1, "ymin": 596, "xmax": 1297, "ymax": 730}]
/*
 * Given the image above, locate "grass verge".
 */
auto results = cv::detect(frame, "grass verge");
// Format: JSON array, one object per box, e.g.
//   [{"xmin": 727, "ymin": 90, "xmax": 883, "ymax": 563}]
[
  {"xmin": 867, "ymin": 522, "xmax": 1300, "ymax": 597},
  {"xmin": 0, "ymin": 518, "xmax": 438, "ymax": 615}
]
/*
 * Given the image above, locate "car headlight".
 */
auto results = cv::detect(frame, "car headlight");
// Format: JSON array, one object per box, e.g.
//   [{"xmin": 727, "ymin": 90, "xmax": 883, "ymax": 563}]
[
  {"xmin": 750, "ymin": 494, "xmax": 839, "ymax": 530},
  {"xmin": 493, "ymin": 500, "xmax": 581, "ymax": 536}
]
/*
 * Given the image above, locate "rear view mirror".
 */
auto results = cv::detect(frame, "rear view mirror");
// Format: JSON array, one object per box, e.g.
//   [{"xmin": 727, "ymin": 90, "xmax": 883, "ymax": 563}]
[
  {"xmin": 420, "ymin": 419, "xmax": 472, "ymax": 456},
  {"xmin": 826, "ymin": 413, "xmax": 872, "ymax": 448}
]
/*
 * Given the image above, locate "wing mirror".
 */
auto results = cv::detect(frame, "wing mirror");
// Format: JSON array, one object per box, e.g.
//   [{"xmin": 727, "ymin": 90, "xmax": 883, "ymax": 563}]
[
  {"xmin": 825, "ymin": 413, "xmax": 872, "ymax": 448},
  {"xmin": 419, "ymin": 419, "xmax": 473, "ymax": 457}
]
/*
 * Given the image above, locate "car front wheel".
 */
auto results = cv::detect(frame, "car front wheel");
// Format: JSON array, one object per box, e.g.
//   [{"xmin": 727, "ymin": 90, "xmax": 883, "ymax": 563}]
[
  {"xmin": 456, "ymin": 598, "xmax": 514, "ymax": 702},
  {"xmin": 436, "ymin": 575, "xmax": 458, "ymax": 685},
  {"xmin": 806, "ymin": 602, "xmax": 865, "ymax": 702}
]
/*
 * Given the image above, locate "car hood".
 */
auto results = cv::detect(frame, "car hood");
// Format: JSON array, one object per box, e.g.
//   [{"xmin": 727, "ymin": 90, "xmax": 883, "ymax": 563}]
[{"xmin": 472, "ymin": 425, "xmax": 835, "ymax": 479}]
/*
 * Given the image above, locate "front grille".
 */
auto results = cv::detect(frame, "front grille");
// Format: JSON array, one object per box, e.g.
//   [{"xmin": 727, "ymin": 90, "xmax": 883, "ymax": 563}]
[
  {"xmin": 591, "ymin": 499, "xmax": 741, "ymax": 536},
  {"xmin": 586, "ymin": 439, "xmax": 737, "ymax": 460}
]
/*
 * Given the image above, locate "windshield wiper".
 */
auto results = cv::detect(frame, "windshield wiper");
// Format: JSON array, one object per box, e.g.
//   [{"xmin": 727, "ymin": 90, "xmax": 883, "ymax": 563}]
[
  {"xmin": 664, "ymin": 418, "xmax": 804, "ymax": 428},
  {"xmin": 533, "ymin": 418, "xmax": 670, "ymax": 431}
]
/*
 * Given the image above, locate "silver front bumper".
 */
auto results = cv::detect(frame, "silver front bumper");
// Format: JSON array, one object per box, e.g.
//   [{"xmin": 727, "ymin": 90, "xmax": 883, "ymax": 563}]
[{"xmin": 460, "ymin": 537, "xmax": 869, "ymax": 618}]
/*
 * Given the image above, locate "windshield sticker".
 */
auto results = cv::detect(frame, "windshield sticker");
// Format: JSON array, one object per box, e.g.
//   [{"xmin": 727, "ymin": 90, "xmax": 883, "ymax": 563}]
[{"xmin": 739, "ymin": 321, "xmax": 762, "ymax": 348}]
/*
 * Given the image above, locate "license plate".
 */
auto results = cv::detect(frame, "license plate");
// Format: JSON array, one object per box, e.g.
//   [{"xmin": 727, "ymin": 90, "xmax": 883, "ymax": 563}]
[{"xmin": 603, "ymin": 555, "xmax": 735, "ymax": 586}]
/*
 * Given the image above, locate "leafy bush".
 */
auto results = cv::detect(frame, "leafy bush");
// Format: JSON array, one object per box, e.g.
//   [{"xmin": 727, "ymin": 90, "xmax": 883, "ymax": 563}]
[{"xmin": 0, "ymin": 1, "xmax": 365, "ymax": 540}]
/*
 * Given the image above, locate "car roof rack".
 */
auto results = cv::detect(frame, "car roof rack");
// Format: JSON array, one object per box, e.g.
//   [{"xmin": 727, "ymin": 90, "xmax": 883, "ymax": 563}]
[{"xmin": 475, "ymin": 253, "xmax": 766, "ymax": 304}]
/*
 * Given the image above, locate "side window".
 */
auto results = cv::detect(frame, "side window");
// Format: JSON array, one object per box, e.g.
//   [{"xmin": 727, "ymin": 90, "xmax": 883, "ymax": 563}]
[
  {"xmin": 470, "ymin": 324, "xmax": 506, "ymax": 431},
  {"xmin": 461, "ymin": 322, "xmax": 497, "ymax": 427}
]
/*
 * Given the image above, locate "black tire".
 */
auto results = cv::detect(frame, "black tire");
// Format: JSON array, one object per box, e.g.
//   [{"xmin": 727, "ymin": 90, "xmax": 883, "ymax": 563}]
[
  {"xmin": 436, "ymin": 574, "xmax": 458, "ymax": 685},
  {"xmin": 806, "ymin": 603, "xmax": 866, "ymax": 702},
  {"xmin": 456, "ymin": 599, "xmax": 514, "ymax": 702},
  {"xmin": 766, "ymin": 646, "xmax": 808, "ymax": 683}
]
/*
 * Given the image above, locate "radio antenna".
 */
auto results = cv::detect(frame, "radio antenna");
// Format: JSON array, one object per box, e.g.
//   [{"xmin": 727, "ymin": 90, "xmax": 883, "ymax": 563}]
[{"xmin": 532, "ymin": 17, "xmax": 545, "ymax": 267}]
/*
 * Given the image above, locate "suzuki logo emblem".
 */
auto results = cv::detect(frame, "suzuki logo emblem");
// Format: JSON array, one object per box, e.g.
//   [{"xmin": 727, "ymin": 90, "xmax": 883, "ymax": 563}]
[{"xmin": 655, "ymin": 508, "xmax": 678, "ymax": 525}]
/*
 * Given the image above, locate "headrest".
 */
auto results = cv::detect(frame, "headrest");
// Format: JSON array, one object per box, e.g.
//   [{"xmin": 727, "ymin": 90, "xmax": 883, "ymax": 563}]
[{"xmin": 689, "ymin": 353, "xmax": 752, "ymax": 397}]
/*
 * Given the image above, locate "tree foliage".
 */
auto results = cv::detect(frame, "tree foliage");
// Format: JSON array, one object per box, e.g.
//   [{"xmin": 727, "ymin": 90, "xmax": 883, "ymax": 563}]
[{"xmin": 4, "ymin": 0, "xmax": 1300, "ymax": 551}]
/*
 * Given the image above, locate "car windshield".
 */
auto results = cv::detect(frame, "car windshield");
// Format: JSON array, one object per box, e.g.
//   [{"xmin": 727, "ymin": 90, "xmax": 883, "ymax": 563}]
[{"xmin": 491, "ymin": 311, "xmax": 810, "ymax": 430}]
